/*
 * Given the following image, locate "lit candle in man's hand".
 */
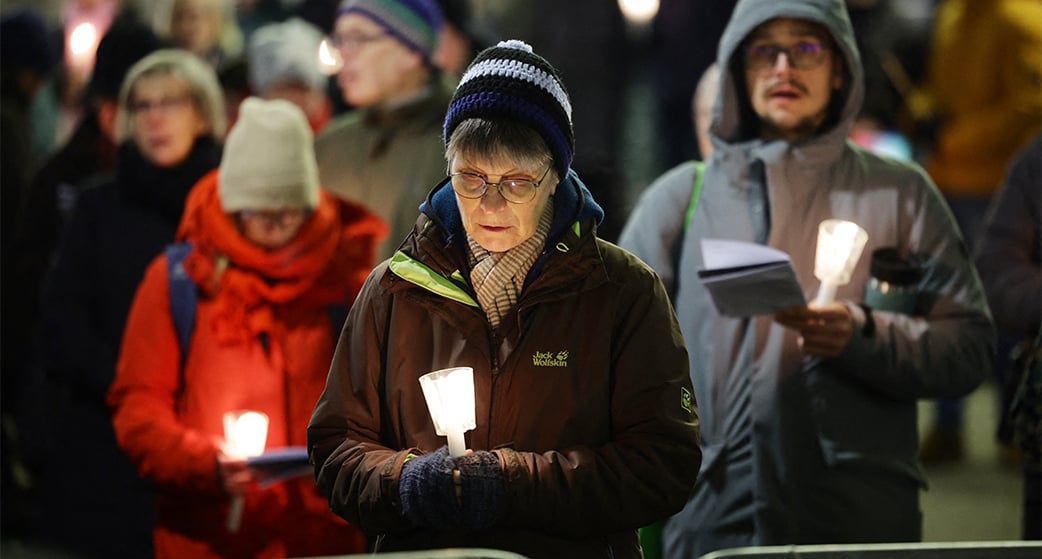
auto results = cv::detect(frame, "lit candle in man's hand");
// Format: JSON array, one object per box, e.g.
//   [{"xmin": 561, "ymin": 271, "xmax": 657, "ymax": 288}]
[
  {"xmin": 222, "ymin": 410, "xmax": 268, "ymax": 533},
  {"xmin": 813, "ymin": 219, "xmax": 868, "ymax": 307}
]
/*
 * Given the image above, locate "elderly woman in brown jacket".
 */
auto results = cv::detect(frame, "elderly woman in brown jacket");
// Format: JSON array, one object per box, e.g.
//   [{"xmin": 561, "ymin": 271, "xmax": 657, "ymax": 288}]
[{"xmin": 308, "ymin": 40, "xmax": 701, "ymax": 559}]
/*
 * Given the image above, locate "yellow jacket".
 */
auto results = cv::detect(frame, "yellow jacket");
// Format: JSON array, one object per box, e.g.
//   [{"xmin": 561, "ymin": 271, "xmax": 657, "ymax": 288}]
[{"xmin": 911, "ymin": 0, "xmax": 1042, "ymax": 195}]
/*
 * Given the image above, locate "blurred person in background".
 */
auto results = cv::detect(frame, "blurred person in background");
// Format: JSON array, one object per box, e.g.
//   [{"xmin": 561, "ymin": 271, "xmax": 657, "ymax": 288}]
[
  {"xmin": 0, "ymin": 4, "xmax": 59, "ymax": 543},
  {"xmin": 108, "ymin": 97, "xmax": 385, "ymax": 559},
  {"xmin": 153, "ymin": 0, "xmax": 244, "ymax": 70},
  {"xmin": 432, "ymin": 0, "xmax": 496, "ymax": 77},
  {"xmin": 315, "ymin": 0, "xmax": 453, "ymax": 260},
  {"xmin": 904, "ymin": 0, "xmax": 1042, "ymax": 465},
  {"xmin": 50, "ymin": 0, "xmax": 121, "ymax": 144},
  {"xmin": 247, "ymin": 16, "xmax": 332, "ymax": 132},
  {"xmin": 975, "ymin": 133, "xmax": 1042, "ymax": 540},
  {"xmin": 3, "ymin": 16, "xmax": 164, "ymax": 546},
  {"xmin": 33, "ymin": 49, "xmax": 225, "ymax": 559}
]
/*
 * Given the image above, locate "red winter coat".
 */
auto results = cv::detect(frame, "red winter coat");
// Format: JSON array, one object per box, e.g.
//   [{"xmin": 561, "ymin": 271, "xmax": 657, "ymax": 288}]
[{"xmin": 108, "ymin": 170, "xmax": 387, "ymax": 558}]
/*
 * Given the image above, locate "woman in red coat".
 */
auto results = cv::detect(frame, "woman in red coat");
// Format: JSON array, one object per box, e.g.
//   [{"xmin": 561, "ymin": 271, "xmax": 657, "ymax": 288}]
[{"xmin": 108, "ymin": 97, "xmax": 387, "ymax": 558}]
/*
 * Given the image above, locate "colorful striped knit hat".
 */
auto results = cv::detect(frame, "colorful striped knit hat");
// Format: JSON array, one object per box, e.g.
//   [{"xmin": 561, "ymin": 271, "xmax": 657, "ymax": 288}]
[
  {"xmin": 337, "ymin": 0, "xmax": 443, "ymax": 59},
  {"xmin": 444, "ymin": 39, "xmax": 574, "ymax": 179}
]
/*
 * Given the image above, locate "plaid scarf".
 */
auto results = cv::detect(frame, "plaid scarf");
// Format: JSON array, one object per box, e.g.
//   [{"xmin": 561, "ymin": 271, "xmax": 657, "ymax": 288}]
[{"xmin": 468, "ymin": 199, "xmax": 554, "ymax": 328}]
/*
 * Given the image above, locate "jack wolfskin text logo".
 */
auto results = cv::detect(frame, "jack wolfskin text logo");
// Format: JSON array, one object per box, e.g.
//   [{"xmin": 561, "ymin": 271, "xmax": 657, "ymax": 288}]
[
  {"xmin": 533, "ymin": 350, "xmax": 569, "ymax": 367},
  {"xmin": 681, "ymin": 387, "xmax": 693, "ymax": 413}
]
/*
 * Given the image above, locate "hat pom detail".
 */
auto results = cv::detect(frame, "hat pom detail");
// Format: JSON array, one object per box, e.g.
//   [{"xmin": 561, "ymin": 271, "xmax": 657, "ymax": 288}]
[{"xmin": 497, "ymin": 39, "xmax": 532, "ymax": 53}]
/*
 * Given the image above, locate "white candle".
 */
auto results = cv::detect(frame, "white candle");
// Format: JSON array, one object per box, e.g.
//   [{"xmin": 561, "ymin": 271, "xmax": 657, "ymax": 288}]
[
  {"xmin": 813, "ymin": 219, "xmax": 868, "ymax": 306},
  {"xmin": 418, "ymin": 367, "xmax": 476, "ymax": 458},
  {"xmin": 222, "ymin": 410, "xmax": 268, "ymax": 533}
]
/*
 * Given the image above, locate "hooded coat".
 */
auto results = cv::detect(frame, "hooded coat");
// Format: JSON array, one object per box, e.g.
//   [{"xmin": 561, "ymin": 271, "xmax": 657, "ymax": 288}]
[
  {"xmin": 308, "ymin": 173, "xmax": 702, "ymax": 559},
  {"xmin": 618, "ymin": 0, "xmax": 994, "ymax": 556},
  {"xmin": 108, "ymin": 171, "xmax": 387, "ymax": 559}
]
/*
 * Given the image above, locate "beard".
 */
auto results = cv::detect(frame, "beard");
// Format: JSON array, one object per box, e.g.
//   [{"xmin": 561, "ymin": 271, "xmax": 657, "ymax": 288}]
[{"xmin": 758, "ymin": 112, "xmax": 828, "ymax": 143}]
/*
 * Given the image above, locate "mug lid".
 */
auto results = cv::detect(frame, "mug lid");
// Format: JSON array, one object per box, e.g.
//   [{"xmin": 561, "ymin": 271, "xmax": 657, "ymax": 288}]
[{"xmin": 869, "ymin": 247, "xmax": 924, "ymax": 285}]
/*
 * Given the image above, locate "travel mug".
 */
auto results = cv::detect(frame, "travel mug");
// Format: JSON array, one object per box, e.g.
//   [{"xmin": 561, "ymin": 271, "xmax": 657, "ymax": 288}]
[{"xmin": 864, "ymin": 247, "xmax": 923, "ymax": 314}]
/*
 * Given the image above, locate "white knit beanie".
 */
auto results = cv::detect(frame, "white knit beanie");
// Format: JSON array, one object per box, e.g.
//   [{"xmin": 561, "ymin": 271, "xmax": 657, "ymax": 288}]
[
  {"xmin": 219, "ymin": 97, "xmax": 320, "ymax": 212},
  {"xmin": 248, "ymin": 18, "xmax": 326, "ymax": 95}
]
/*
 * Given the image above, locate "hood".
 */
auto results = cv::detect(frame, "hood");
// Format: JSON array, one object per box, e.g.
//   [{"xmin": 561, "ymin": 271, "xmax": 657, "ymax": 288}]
[
  {"xmin": 418, "ymin": 169, "xmax": 605, "ymax": 248},
  {"xmin": 712, "ymin": 0, "xmax": 864, "ymax": 146}
]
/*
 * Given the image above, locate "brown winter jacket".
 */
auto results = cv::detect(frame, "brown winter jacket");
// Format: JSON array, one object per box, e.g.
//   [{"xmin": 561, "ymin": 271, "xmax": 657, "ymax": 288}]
[{"xmin": 308, "ymin": 175, "xmax": 702, "ymax": 559}]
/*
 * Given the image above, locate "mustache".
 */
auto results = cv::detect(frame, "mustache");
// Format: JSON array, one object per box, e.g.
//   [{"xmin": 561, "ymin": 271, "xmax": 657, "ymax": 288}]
[{"xmin": 766, "ymin": 80, "xmax": 808, "ymax": 95}]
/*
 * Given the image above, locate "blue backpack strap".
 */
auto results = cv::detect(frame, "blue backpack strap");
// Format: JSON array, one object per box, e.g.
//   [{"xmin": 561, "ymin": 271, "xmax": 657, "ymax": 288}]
[
  {"xmin": 166, "ymin": 242, "xmax": 344, "ymax": 364},
  {"xmin": 165, "ymin": 242, "xmax": 197, "ymax": 365}
]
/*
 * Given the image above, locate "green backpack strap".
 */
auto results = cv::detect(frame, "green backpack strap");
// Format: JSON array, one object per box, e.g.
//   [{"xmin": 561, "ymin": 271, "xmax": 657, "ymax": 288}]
[
  {"xmin": 683, "ymin": 160, "xmax": 705, "ymax": 233},
  {"xmin": 670, "ymin": 161, "xmax": 706, "ymax": 284}
]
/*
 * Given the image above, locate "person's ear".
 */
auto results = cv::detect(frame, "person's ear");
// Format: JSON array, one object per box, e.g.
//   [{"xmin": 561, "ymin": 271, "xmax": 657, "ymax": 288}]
[{"xmin": 399, "ymin": 46, "xmax": 425, "ymax": 72}]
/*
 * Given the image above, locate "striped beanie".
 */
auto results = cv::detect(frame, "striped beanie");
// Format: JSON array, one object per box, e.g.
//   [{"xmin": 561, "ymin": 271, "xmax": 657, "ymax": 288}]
[
  {"xmin": 337, "ymin": 0, "xmax": 443, "ymax": 59},
  {"xmin": 444, "ymin": 39, "xmax": 574, "ymax": 179}
]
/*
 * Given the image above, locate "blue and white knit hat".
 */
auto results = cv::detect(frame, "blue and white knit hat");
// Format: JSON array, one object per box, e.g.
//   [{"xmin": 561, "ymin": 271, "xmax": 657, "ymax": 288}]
[
  {"xmin": 337, "ymin": 0, "xmax": 443, "ymax": 59},
  {"xmin": 443, "ymin": 39, "xmax": 574, "ymax": 179}
]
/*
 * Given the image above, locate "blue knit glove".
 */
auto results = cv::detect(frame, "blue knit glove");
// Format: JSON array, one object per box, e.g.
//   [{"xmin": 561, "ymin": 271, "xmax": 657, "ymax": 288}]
[
  {"xmin": 398, "ymin": 446, "xmax": 504, "ymax": 530},
  {"xmin": 455, "ymin": 450, "xmax": 504, "ymax": 530},
  {"xmin": 399, "ymin": 447, "xmax": 457, "ymax": 529}
]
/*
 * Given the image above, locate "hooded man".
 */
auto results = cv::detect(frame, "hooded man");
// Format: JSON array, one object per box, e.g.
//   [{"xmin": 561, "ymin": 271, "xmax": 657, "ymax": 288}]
[{"xmin": 618, "ymin": 0, "xmax": 994, "ymax": 556}]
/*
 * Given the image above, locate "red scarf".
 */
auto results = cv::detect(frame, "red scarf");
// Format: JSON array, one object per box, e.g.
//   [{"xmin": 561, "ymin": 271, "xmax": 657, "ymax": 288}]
[{"xmin": 176, "ymin": 170, "xmax": 387, "ymax": 346}]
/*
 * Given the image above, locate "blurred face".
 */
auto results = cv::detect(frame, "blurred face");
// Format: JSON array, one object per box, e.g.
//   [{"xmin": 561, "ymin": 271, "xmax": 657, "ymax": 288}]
[
  {"xmin": 331, "ymin": 13, "xmax": 425, "ymax": 108},
  {"xmin": 128, "ymin": 74, "xmax": 207, "ymax": 167},
  {"xmin": 450, "ymin": 154, "xmax": 557, "ymax": 253},
  {"xmin": 743, "ymin": 18, "xmax": 843, "ymax": 142},
  {"xmin": 235, "ymin": 207, "xmax": 311, "ymax": 250},
  {"xmin": 172, "ymin": 0, "xmax": 222, "ymax": 56},
  {"xmin": 264, "ymin": 83, "xmax": 332, "ymax": 133}
]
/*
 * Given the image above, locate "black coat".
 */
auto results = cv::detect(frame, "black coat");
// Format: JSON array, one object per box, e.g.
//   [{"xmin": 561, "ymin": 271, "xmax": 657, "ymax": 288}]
[{"xmin": 31, "ymin": 137, "xmax": 220, "ymax": 558}]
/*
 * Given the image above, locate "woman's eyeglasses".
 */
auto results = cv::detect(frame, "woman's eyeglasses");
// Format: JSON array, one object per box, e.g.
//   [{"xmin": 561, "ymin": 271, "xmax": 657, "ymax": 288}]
[
  {"xmin": 127, "ymin": 95, "xmax": 193, "ymax": 115},
  {"xmin": 237, "ymin": 208, "xmax": 312, "ymax": 229},
  {"xmin": 329, "ymin": 31, "xmax": 388, "ymax": 52},
  {"xmin": 449, "ymin": 166, "xmax": 552, "ymax": 204}
]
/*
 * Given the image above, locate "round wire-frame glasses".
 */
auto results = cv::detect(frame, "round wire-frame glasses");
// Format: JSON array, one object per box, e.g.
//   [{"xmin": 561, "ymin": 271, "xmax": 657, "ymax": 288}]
[{"xmin": 449, "ymin": 166, "xmax": 552, "ymax": 204}]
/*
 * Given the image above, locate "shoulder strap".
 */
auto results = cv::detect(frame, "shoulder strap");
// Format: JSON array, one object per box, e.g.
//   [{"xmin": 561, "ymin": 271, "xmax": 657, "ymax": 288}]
[
  {"xmin": 165, "ymin": 242, "xmax": 197, "ymax": 366},
  {"xmin": 683, "ymin": 161, "xmax": 705, "ymax": 233},
  {"xmin": 671, "ymin": 161, "xmax": 706, "ymax": 280}
]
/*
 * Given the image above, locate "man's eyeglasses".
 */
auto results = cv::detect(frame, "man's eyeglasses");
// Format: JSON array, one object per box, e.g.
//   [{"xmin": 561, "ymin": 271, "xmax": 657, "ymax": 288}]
[
  {"xmin": 128, "ymin": 95, "xmax": 193, "ymax": 115},
  {"xmin": 330, "ymin": 31, "xmax": 388, "ymax": 52},
  {"xmin": 449, "ymin": 166, "xmax": 552, "ymax": 204},
  {"xmin": 238, "ymin": 208, "xmax": 312, "ymax": 229},
  {"xmin": 744, "ymin": 40, "xmax": 829, "ymax": 72}
]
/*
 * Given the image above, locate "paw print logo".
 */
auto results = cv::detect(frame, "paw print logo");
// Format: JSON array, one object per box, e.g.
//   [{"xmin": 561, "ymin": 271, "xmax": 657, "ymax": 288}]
[
  {"xmin": 556, "ymin": 350, "xmax": 569, "ymax": 362},
  {"xmin": 681, "ymin": 387, "xmax": 692, "ymax": 413}
]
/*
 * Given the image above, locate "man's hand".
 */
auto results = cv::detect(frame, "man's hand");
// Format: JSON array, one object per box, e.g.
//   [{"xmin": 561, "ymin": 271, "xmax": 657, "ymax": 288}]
[{"xmin": 774, "ymin": 302, "xmax": 855, "ymax": 357}]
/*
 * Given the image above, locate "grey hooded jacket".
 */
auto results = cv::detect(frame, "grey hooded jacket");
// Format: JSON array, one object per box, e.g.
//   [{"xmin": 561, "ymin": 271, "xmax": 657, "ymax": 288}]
[{"xmin": 619, "ymin": 0, "xmax": 994, "ymax": 556}]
